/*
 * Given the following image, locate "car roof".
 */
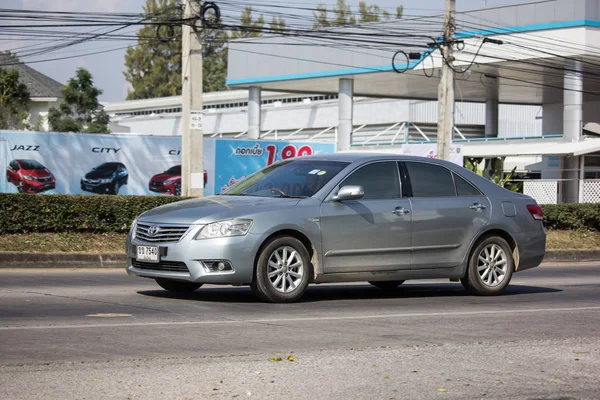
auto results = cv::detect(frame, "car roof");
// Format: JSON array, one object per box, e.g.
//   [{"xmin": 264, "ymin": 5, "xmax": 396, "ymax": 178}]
[{"xmin": 298, "ymin": 152, "xmax": 451, "ymax": 165}]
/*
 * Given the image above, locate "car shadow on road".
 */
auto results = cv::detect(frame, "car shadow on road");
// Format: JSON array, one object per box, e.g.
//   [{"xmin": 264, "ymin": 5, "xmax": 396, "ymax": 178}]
[{"xmin": 137, "ymin": 283, "xmax": 561, "ymax": 304}]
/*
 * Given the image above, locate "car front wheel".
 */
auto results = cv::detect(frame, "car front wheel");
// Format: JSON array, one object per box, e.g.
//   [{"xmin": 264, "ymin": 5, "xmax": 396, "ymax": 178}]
[
  {"xmin": 461, "ymin": 235, "xmax": 514, "ymax": 296},
  {"xmin": 155, "ymin": 278, "xmax": 202, "ymax": 293},
  {"xmin": 251, "ymin": 236, "xmax": 311, "ymax": 303}
]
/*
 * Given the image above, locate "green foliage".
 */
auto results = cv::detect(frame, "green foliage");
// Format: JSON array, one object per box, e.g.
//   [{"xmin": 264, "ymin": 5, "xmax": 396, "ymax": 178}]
[
  {"xmin": 541, "ymin": 204, "xmax": 600, "ymax": 231},
  {"xmin": 464, "ymin": 157, "xmax": 518, "ymax": 192},
  {"xmin": 0, "ymin": 194, "xmax": 185, "ymax": 234},
  {"xmin": 124, "ymin": 0, "xmax": 184, "ymax": 99},
  {"xmin": 1, "ymin": 194, "xmax": 599, "ymax": 234},
  {"xmin": 0, "ymin": 55, "xmax": 30, "ymax": 130},
  {"xmin": 124, "ymin": 2, "xmax": 276, "ymax": 97},
  {"xmin": 313, "ymin": 0, "xmax": 402, "ymax": 29},
  {"xmin": 47, "ymin": 68, "xmax": 109, "ymax": 133},
  {"xmin": 230, "ymin": 7, "xmax": 265, "ymax": 39}
]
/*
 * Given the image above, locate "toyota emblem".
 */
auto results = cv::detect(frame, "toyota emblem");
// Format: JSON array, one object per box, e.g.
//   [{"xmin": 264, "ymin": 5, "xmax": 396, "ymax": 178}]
[{"xmin": 148, "ymin": 225, "xmax": 161, "ymax": 236}]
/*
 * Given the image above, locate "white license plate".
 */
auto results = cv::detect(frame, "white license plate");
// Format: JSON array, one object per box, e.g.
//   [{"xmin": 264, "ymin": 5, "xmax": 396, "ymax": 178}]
[{"xmin": 136, "ymin": 245, "xmax": 159, "ymax": 263}]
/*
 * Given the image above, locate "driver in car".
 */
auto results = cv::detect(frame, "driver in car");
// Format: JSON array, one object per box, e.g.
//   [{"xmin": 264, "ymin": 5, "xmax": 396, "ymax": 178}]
[{"xmin": 301, "ymin": 173, "xmax": 321, "ymax": 197}]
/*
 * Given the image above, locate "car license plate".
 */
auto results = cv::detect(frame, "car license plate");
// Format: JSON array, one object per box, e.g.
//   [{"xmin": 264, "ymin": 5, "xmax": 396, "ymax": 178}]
[{"xmin": 136, "ymin": 245, "xmax": 159, "ymax": 263}]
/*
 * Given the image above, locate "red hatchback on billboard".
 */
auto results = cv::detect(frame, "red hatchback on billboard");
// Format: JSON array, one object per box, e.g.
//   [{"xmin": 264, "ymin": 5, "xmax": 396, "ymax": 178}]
[
  {"xmin": 149, "ymin": 165, "xmax": 207, "ymax": 196},
  {"xmin": 6, "ymin": 159, "xmax": 56, "ymax": 193}
]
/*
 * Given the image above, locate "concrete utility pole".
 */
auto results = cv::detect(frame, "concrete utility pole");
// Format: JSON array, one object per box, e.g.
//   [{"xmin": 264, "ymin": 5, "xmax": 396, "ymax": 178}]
[
  {"xmin": 181, "ymin": 0, "xmax": 204, "ymax": 197},
  {"xmin": 437, "ymin": 0, "xmax": 455, "ymax": 161}
]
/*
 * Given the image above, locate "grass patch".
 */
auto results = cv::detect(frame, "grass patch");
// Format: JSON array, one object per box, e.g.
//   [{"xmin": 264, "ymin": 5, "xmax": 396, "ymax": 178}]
[
  {"xmin": 0, "ymin": 232, "xmax": 127, "ymax": 253},
  {"xmin": 545, "ymin": 230, "xmax": 600, "ymax": 250},
  {"xmin": 0, "ymin": 230, "xmax": 598, "ymax": 253}
]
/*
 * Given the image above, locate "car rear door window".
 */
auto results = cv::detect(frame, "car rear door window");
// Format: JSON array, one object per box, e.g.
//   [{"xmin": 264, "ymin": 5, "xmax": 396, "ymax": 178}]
[
  {"xmin": 405, "ymin": 162, "xmax": 456, "ymax": 197},
  {"xmin": 340, "ymin": 161, "xmax": 400, "ymax": 199},
  {"xmin": 454, "ymin": 173, "xmax": 483, "ymax": 196}
]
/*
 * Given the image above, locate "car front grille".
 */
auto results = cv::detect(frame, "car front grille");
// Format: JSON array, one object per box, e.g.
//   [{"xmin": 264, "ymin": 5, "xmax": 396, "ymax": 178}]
[
  {"xmin": 150, "ymin": 180, "xmax": 162, "ymax": 186},
  {"xmin": 135, "ymin": 222, "xmax": 190, "ymax": 243},
  {"xmin": 36, "ymin": 176, "xmax": 52, "ymax": 182},
  {"xmin": 132, "ymin": 260, "xmax": 189, "ymax": 273}
]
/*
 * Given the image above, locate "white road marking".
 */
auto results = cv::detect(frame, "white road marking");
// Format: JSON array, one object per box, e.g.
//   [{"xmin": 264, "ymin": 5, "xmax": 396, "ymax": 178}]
[
  {"xmin": 86, "ymin": 313, "xmax": 132, "ymax": 318},
  {"xmin": 1, "ymin": 306, "xmax": 599, "ymax": 331}
]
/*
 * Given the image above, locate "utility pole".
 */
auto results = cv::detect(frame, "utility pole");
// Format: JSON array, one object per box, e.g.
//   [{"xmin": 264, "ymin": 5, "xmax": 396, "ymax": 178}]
[
  {"xmin": 181, "ymin": 0, "xmax": 204, "ymax": 197},
  {"xmin": 437, "ymin": 0, "xmax": 455, "ymax": 161}
]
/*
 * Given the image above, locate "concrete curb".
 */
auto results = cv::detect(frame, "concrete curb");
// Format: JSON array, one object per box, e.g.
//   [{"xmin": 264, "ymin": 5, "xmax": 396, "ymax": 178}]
[
  {"xmin": 0, "ymin": 252, "xmax": 127, "ymax": 269},
  {"xmin": 0, "ymin": 250, "xmax": 599, "ymax": 269}
]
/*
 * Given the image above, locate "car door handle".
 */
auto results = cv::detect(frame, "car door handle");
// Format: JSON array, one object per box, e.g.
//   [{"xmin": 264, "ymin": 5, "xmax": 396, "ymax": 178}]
[
  {"xmin": 392, "ymin": 207, "xmax": 410, "ymax": 215},
  {"xmin": 470, "ymin": 203, "xmax": 486, "ymax": 211}
]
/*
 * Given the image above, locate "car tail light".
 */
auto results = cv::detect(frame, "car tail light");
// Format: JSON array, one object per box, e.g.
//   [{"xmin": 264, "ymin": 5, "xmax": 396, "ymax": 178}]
[{"xmin": 526, "ymin": 204, "xmax": 543, "ymax": 221}]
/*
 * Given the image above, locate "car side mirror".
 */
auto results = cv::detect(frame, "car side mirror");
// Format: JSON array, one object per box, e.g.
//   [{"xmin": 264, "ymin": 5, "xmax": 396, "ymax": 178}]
[{"xmin": 333, "ymin": 185, "xmax": 364, "ymax": 201}]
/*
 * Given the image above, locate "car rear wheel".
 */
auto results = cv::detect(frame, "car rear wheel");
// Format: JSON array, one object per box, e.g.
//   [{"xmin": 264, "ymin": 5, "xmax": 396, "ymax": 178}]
[
  {"xmin": 368, "ymin": 280, "xmax": 405, "ymax": 290},
  {"xmin": 155, "ymin": 278, "xmax": 202, "ymax": 293},
  {"xmin": 461, "ymin": 235, "xmax": 514, "ymax": 296},
  {"xmin": 251, "ymin": 236, "xmax": 311, "ymax": 303}
]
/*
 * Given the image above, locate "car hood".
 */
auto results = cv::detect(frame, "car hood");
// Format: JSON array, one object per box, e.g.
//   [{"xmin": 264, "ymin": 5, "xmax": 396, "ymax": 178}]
[
  {"xmin": 137, "ymin": 195, "xmax": 301, "ymax": 225},
  {"xmin": 85, "ymin": 169, "xmax": 114, "ymax": 179},
  {"xmin": 152, "ymin": 172, "xmax": 179, "ymax": 182},
  {"xmin": 23, "ymin": 168, "xmax": 52, "ymax": 178}
]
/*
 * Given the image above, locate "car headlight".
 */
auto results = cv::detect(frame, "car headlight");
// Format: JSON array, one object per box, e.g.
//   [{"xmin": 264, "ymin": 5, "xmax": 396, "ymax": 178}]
[
  {"xmin": 131, "ymin": 220, "xmax": 137, "ymax": 239},
  {"xmin": 22, "ymin": 175, "xmax": 33, "ymax": 180},
  {"xmin": 194, "ymin": 219, "xmax": 253, "ymax": 240},
  {"xmin": 163, "ymin": 178, "xmax": 176, "ymax": 184}
]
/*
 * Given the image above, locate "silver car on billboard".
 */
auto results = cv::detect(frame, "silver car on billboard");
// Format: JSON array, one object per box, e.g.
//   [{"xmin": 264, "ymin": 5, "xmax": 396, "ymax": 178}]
[{"xmin": 126, "ymin": 153, "xmax": 546, "ymax": 303}]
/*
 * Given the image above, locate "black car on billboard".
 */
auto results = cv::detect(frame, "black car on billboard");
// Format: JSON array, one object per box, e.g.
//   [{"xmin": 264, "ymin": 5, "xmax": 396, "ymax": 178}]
[{"xmin": 81, "ymin": 162, "xmax": 128, "ymax": 195}]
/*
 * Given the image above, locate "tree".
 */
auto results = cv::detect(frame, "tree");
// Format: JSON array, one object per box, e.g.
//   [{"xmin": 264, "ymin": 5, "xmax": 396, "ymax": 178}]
[
  {"xmin": 124, "ymin": 0, "xmax": 183, "ymax": 100},
  {"xmin": 269, "ymin": 16, "xmax": 287, "ymax": 33},
  {"xmin": 0, "ymin": 64, "xmax": 30, "ymax": 130},
  {"xmin": 124, "ymin": 2, "xmax": 283, "ymax": 97},
  {"xmin": 230, "ymin": 7, "xmax": 265, "ymax": 39},
  {"xmin": 48, "ymin": 68, "xmax": 110, "ymax": 134},
  {"xmin": 313, "ymin": 1, "xmax": 403, "ymax": 29}
]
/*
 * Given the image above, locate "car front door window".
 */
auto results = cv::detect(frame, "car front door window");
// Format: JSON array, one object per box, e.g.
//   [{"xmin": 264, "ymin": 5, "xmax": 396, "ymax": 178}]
[{"xmin": 339, "ymin": 161, "xmax": 400, "ymax": 199}]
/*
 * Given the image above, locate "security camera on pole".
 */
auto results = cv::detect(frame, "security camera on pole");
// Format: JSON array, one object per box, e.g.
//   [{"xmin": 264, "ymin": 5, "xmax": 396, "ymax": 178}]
[
  {"xmin": 437, "ymin": 0, "xmax": 455, "ymax": 161},
  {"xmin": 181, "ymin": 0, "xmax": 204, "ymax": 197}
]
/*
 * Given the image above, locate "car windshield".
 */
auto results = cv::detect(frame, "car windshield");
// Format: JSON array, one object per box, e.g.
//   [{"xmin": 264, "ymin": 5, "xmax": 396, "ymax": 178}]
[
  {"xmin": 95, "ymin": 163, "xmax": 119, "ymax": 171},
  {"xmin": 224, "ymin": 160, "xmax": 349, "ymax": 198},
  {"xmin": 166, "ymin": 166, "xmax": 181, "ymax": 175},
  {"xmin": 19, "ymin": 160, "xmax": 45, "ymax": 170}
]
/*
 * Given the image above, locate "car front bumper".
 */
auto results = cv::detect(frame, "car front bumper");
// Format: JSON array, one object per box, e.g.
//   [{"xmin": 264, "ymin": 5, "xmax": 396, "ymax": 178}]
[
  {"xmin": 126, "ymin": 226, "xmax": 262, "ymax": 284},
  {"xmin": 149, "ymin": 182, "xmax": 176, "ymax": 194},
  {"xmin": 23, "ymin": 180, "xmax": 55, "ymax": 193}
]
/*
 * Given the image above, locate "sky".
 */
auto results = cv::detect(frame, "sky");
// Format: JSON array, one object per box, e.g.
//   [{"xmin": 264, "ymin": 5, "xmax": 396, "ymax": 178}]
[{"xmin": 2, "ymin": 0, "xmax": 532, "ymax": 102}]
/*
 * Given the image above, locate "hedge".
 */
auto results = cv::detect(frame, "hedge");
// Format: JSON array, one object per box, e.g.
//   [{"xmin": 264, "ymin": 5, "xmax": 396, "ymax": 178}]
[
  {"xmin": 0, "ymin": 193, "xmax": 186, "ymax": 234},
  {"xmin": 0, "ymin": 194, "xmax": 599, "ymax": 234},
  {"xmin": 541, "ymin": 204, "xmax": 600, "ymax": 231}
]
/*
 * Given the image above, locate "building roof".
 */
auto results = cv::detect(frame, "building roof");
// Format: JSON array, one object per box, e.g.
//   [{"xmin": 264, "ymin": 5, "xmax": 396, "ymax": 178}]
[
  {"xmin": 0, "ymin": 53, "xmax": 64, "ymax": 99},
  {"xmin": 226, "ymin": 0, "xmax": 600, "ymax": 105}
]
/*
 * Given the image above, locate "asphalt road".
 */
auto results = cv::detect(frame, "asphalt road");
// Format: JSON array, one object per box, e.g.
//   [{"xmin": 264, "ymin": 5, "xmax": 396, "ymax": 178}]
[{"xmin": 1, "ymin": 263, "xmax": 599, "ymax": 400}]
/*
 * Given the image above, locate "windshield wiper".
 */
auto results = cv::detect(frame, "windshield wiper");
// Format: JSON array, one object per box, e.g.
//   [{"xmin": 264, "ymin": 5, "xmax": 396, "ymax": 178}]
[{"xmin": 276, "ymin": 194, "xmax": 308, "ymax": 199}]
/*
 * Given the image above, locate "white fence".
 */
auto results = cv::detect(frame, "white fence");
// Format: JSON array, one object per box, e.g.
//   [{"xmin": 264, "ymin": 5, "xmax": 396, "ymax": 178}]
[{"xmin": 523, "ymin": 180, "xmax": 600, "ymax": 204}]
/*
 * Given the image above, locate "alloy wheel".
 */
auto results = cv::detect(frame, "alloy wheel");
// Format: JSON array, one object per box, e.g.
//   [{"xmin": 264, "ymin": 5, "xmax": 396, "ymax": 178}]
[
  {"xmin": 267, "ymin": 246, "xmax": 304, "ymax": 293},
  {"xmin": 477, "ymin": 244, "xmax": 508, "ymax": 287}
]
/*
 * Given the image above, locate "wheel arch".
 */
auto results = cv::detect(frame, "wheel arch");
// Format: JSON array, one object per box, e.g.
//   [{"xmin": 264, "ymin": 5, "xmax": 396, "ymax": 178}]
[
  {"xmin": 464, "ymin": 228, "xmax": 520, "ymax": 276},
  {"xmin": 253, "ymin": 229, "xmax": 317, "ymax": 282}
]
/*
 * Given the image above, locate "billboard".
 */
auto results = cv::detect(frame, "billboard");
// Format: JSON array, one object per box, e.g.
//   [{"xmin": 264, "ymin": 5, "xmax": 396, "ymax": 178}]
[
  {"xmin": 400, "ymin": 143, "xmax": 464, "ymax": 166},
  {"xmin": 215, "ymin": 139, "xmax": 335, "ymax": 193},
  {"xmin": 0, "ymin": 131, "xmax": 335, "ymax": 196}
]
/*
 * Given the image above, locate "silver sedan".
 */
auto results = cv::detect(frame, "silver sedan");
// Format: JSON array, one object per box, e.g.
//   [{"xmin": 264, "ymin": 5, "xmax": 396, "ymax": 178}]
[{"xmin": 126, "ymin": 153, "xmax": 546, "ymax": 303}]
